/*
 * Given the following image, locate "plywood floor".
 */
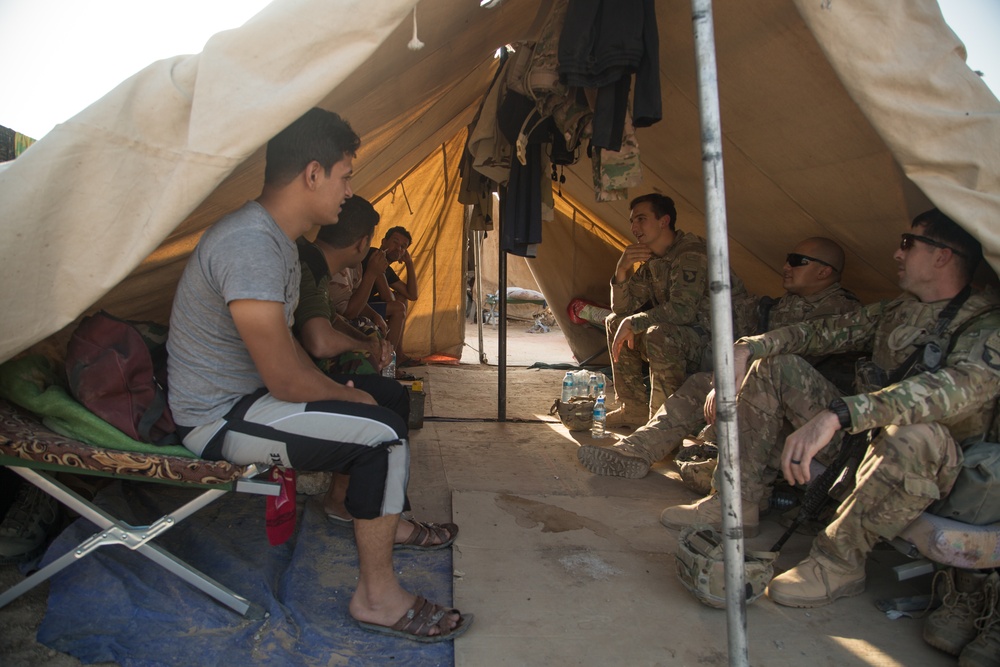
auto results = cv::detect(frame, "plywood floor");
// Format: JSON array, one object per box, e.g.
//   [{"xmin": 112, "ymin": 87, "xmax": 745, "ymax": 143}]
[{"xmin": 402, "ymin": 321, "xmax": 955, "ymax": 666}]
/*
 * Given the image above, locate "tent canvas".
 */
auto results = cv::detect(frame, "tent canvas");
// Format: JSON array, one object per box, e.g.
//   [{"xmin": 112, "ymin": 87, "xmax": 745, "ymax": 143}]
[{"xmin": 1, "ymin": 0, "xmax": 998, "ymax": 366}]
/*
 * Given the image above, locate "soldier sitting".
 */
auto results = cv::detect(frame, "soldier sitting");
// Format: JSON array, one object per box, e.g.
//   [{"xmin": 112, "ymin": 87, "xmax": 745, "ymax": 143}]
[
  {"xmin": 578, "ymin": 237, "xmax": 859, "ymax": 478},
  {"xmin": 604, "ymin": 193, "xmax": 756, "ymax": 428},
  {"xmin": 659, "ymin": 208, "xmax": 1000, "ymax": 609}
]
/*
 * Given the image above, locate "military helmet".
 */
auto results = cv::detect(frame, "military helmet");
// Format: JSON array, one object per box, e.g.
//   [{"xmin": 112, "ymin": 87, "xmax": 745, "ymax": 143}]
[
  {"xmin": 675, "ymin": 524, "xmax": 776, "ymax": 608},
  {"xmin": 674, "ymin": 439, "xmax": 718, "ymax": 496},
  {"xmin": 550, "ymin": 397, "xmax": 595, "ymax": 431}
]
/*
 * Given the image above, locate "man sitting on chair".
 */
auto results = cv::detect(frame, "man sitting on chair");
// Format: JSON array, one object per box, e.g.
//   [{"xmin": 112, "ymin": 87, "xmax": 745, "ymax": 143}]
[{"xmin": 166, "ymin": 108, "xmax": 471, "ymax": 642}]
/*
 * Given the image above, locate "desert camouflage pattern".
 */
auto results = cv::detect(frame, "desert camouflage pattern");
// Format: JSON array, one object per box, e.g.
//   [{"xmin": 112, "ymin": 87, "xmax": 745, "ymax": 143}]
[
  {"xmin": 606, "ymin": 230, "xmax": 756, "ymax": 417},
  {"xmin": 811, "ymin": 422, "xmax": 962, "ymax": 573},
  {"xmin": 593, "ymin": 111, "xmax": 641, "ymax": 202},
  {"xmin": 736, "ymin": 290, "xmax": 1000, "ymax": 570},
  {"xmin": 740, "ymin": 291, "xmax": 1000, "ymax": 440},
  {"xmin": 733, "ymin": 354, "xmax": 846, "ymax": 502},
  {"xmin": 766, "ymin": 283, "xmax": 860, "ymax": 331},
  {"xmin": 615, "ymin": 284, "xmax": 859, "ymax": 463},
  {"xmin": 675, "ymin": 525, "xmax": 775, "ymax": 609}
]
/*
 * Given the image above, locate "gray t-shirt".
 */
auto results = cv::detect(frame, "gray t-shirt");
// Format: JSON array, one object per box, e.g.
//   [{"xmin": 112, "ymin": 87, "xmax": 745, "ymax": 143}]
[{"xmin": 166, "ymin": 201, "xmax": 301, "ymax": 426}]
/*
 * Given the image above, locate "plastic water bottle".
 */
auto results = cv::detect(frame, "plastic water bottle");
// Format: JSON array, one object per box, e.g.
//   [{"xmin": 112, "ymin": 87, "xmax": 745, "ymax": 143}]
[
  {"xmin": 588, "ymin": 374, "xmax": 598, "ymax": 398},
  {"xmin": 595, "ymin": 373, "xmax": 606, "ymax": 398},
  {"xmin": 382, "ymin": 351, "xmax": 397, "ymax": 379},
  {"xmin": 591, "ymin": 396, "xmax": 607, "ymax": 439},
  {"xmin": 561, "ymin": 371, "xmax": 574, "ymax": 402}
]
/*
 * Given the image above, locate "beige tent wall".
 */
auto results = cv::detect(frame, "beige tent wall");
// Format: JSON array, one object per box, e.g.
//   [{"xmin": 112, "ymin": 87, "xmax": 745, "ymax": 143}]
[
  {"xmin": 370, "ymin": 134, "xmax": 468, "ymax": 359},
  {"xmin": 0, "ymin": 0, "xmax": 426, "ymax": 362},
  {"xmin": 1, "ymin": 0, "xmax": 997, "ymax": 367}
]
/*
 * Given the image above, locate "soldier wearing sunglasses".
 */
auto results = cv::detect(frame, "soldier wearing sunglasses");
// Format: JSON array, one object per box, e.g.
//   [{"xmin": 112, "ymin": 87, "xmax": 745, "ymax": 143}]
[
  {"xmin": 579, "ymin": 237, "xmax": 859, "ymax": 479},
  {"xmin": 660, "ymin": 208, "xmax": 1000, "ymax": 610}
]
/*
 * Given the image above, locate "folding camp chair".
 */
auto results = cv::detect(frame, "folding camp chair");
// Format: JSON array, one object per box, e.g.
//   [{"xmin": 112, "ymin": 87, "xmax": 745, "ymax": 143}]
[{"xmin": 0, "ymin": 399, "xmax": 279, "ymax": 619}]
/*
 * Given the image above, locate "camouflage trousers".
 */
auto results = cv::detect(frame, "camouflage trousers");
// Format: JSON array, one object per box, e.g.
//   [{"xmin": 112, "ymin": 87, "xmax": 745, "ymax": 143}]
[
  {"xmin": 605, "ymin": 313, "xmax": 706, "ymax": 419},
  {"xmin": 726, "ymin": 354, "xmax": 846, "ymax": 503},
  {"xmin": 811, "ymin": 422, "xmax": 961, "ymax": 573},
  {"xmin": 730, "ymin": 354, "xmax": 962, "ymax": 572},
  {"xmin": 617, "ymin": 371, "xmax": 714, "ymax": 464}
]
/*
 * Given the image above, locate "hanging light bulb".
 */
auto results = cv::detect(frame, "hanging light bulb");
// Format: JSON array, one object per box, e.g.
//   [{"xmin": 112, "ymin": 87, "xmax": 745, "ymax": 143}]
[{"xmin": 407, "ymin": 7, "xmax": 425, "ymax": 50}]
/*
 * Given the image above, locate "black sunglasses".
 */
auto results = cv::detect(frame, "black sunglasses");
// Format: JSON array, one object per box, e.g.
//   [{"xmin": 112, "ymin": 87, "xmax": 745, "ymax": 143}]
[
  {"xmin": 900, "ymin": 233, "xmax": 967, "ymax": 257},
  {"xmin": 786, "ymin": 252, "xmax": 840, "ymax": 273}
]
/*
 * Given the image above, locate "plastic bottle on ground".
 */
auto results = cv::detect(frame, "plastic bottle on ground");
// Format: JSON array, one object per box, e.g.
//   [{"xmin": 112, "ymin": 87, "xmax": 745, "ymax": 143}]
[
  {"xmin": 561, "ymin": 371, "xmax": 574, "ymax": 402},
  {"xmin": 591, "ymin": 396, "xmax": 607, "ymax": 439},
  {"xmin": 382, "ymin": 351, "xmax": 397, "ymax": 379}
]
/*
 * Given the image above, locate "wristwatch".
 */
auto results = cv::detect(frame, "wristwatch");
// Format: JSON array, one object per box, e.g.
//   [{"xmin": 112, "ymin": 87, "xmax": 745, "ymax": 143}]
[{"xmin": 828, "ymin": 397, "xmax": 852, "ymax": 431}]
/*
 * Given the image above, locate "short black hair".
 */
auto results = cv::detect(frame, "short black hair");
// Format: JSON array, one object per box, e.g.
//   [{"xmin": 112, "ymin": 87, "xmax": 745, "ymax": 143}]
[
  {"xmin": 629, "ymin": 193, "xmax": 677, "ymax": 231},
  {"xmin": 383, "ymin": 226, "xmax": 412, "ymax": 245},
  {"xmin": 264, "ymin": 108, "xmax": 360, "ymax": 186},
  {"xmin": 315, "ymin": 196, "xmax": 380, "ymax": 248},
  {"xmin": 912, "ymin": 208, "xmax": 983, "ymax": 282}
]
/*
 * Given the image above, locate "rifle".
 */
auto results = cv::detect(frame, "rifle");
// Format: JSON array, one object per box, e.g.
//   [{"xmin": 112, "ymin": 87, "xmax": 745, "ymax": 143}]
[{"xmin": 770, "ymin": 428, "xmax": 874, "ymax": 552}]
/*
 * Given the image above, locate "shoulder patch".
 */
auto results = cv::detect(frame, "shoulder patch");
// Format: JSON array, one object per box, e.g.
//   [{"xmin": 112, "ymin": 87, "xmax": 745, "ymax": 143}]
[
  {"xmin": 983, "ymin": 340, "xmax": 1000, "ymax": 371},
  {"xmin": 682, "ymin": 269, "xmax": 697, "ymax": 284}
]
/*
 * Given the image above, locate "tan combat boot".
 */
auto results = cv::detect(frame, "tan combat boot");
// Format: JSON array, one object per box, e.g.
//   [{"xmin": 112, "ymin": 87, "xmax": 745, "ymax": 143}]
[
  {"xmin": 923, "ymin": 568, "xmax": 991, "ymax": 656},
  {"xmin": 765, "ymin": 556, "xmax": 865, "ymax": 608},
  {"xmin": 576, "ymin": 444, "xmax": 651, "ymax": 478},
  {"xmin": 958, "ymin": 571, "xmax": 1000, "ymax": 667},
  {"xmin": 658, "ymin": 494, "xmax": 760, "ymax": 538},
  {"xmin": 604, "ymin": 406, "xmax": 647, "ymax": 429}
]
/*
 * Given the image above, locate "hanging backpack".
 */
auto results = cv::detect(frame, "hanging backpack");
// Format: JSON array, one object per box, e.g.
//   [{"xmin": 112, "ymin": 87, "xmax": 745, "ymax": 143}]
[{"xmin": 65, "ymin": 311, "xmax": 179, "ymax": 445}]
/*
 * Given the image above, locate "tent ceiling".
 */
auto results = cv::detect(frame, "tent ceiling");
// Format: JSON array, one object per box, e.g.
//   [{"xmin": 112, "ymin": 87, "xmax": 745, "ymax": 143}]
[{"xmin": 1, "ymin": 0, "xmax": 997, "ymax": 363}]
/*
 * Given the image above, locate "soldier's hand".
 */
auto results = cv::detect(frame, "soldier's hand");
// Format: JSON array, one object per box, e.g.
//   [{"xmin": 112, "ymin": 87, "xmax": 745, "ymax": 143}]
[
  {"xmin": 732, "ymin": 343, "xmax": 752, "ymax": 393},
  {"xmin": 781, "ymin": 410, "xmax": 840, "ymax": 485},
  {"xmin": 614, "ymin": 244, "xmax": 654, "ymax": 282},
  {"xmin": 703, "ymin": 388, "xmax": 717, "ymax": 425},
  {"xmin": 611, "ymin": 319, "xmax": 636, "ymax": 361}
]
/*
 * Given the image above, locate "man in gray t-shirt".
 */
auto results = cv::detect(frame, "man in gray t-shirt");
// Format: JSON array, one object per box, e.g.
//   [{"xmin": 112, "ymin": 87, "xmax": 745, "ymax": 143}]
[{"xmin": 166, "ymin": 109, "xmax": 470, "ymax": 643}]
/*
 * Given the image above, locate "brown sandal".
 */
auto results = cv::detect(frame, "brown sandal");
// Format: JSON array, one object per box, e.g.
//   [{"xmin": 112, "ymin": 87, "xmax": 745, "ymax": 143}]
[
  {"xmin": 357, "ymin": 595, "xmax": 473, "ymax": 643},
  {"xmin": 394, "ymin": 519, "xmax": 459, "ymax": 551}
]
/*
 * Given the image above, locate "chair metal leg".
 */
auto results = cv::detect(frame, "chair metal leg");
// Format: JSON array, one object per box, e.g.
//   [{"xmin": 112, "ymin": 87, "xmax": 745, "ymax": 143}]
[{"xmin": 0, "ymin": 466, "xmax": 265, "ymax": 618}]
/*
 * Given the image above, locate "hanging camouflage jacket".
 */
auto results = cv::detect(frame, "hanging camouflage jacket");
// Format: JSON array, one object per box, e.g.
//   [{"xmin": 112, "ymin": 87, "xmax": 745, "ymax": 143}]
[
  {"xmin": 611, "ymin": 230, "xmax": 756, "ymax": 339},
  {"xmin": 739, "ymin": 291, "xmax": 1000, "ymax": 442}
]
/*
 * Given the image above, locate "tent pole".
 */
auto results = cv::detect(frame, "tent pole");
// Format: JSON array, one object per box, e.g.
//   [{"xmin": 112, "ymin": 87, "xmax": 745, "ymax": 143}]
[
  {"xmin": 473, "ymin": 228, "xmax": 488, "ymax": 364},
  {"xmin": 496, "ymin": 190, "xmax": 508, "ymax": 422},
  {"xmin": 691, "ymin": 1, "xmax": 750, "ymax": 665}
]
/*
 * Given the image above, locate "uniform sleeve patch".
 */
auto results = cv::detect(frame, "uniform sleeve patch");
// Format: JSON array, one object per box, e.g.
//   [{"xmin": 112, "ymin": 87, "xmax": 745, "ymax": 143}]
[
  {"xmin": 682, "ymin": 269, "xmax": 697, "ymax": 284},
  {"xmin": 983, "ymin": 342, "xmax": 1000, "ymax": 371}
]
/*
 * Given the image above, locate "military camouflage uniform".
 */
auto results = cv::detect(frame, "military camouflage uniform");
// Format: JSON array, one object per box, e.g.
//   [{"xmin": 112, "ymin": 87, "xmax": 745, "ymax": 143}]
[
  {"xmin": 736, "ymin": 290, "xmax": 1000, "ymax": 575},
  {"xmin": 606, "ymin": 230, "xmax": 756, "ymax": 419},
  {"xmin": 616, "ymin": 283, "xmax": 860, "ymax": 464}
]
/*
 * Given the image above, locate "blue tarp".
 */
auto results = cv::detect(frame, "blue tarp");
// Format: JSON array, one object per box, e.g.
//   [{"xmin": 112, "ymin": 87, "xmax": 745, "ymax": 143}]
[{"xmin": 37, "ymin": 482, "xmax": 455, "ymax": 666}]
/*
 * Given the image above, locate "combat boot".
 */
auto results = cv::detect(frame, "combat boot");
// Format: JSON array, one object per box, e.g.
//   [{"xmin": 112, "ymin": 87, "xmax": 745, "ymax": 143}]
[
  {"xmin": 959, "ymin": 571, "xmax": 1000, "ymax": 667},
  {"xmin": 765, "ymin": 555, "xmax": 865, "ymax": 608},
  {"xmin": 604, "ymin": 406, "xmax": 647, "ymax": 429},
  {"xmin": 576, "ymin": 444, "xmax": 651, "ymax": 478},
  {"xmin": 923, "ymin": 568, "xmax": 991, "ymax": 656},
  {"xmin": 0, "ymin": 482, "xmax": 60, "ymax": 564},
  {"xmin": 659, "ymin": 494, "xmax": 760, "ymax": 538}
]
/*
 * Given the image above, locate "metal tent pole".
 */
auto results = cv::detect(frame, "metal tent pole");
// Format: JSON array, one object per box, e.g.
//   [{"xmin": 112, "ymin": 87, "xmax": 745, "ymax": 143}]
[
  {"xmin": 691, "ymin": 1, "xmax": 750, "ymax": 665},
  {"xmin": 473, "ymin": 228, "xmax": 487, "ymax": 364}
]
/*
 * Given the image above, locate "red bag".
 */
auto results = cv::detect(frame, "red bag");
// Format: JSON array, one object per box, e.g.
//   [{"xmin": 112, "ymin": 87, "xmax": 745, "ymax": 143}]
[
  {"xmin": 265, "ymin": 467, "xmax": 297, "ymax": 546},
  {"xmin": 65, "ymin": 311, "xmax": 178, "ymax": 444}
]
